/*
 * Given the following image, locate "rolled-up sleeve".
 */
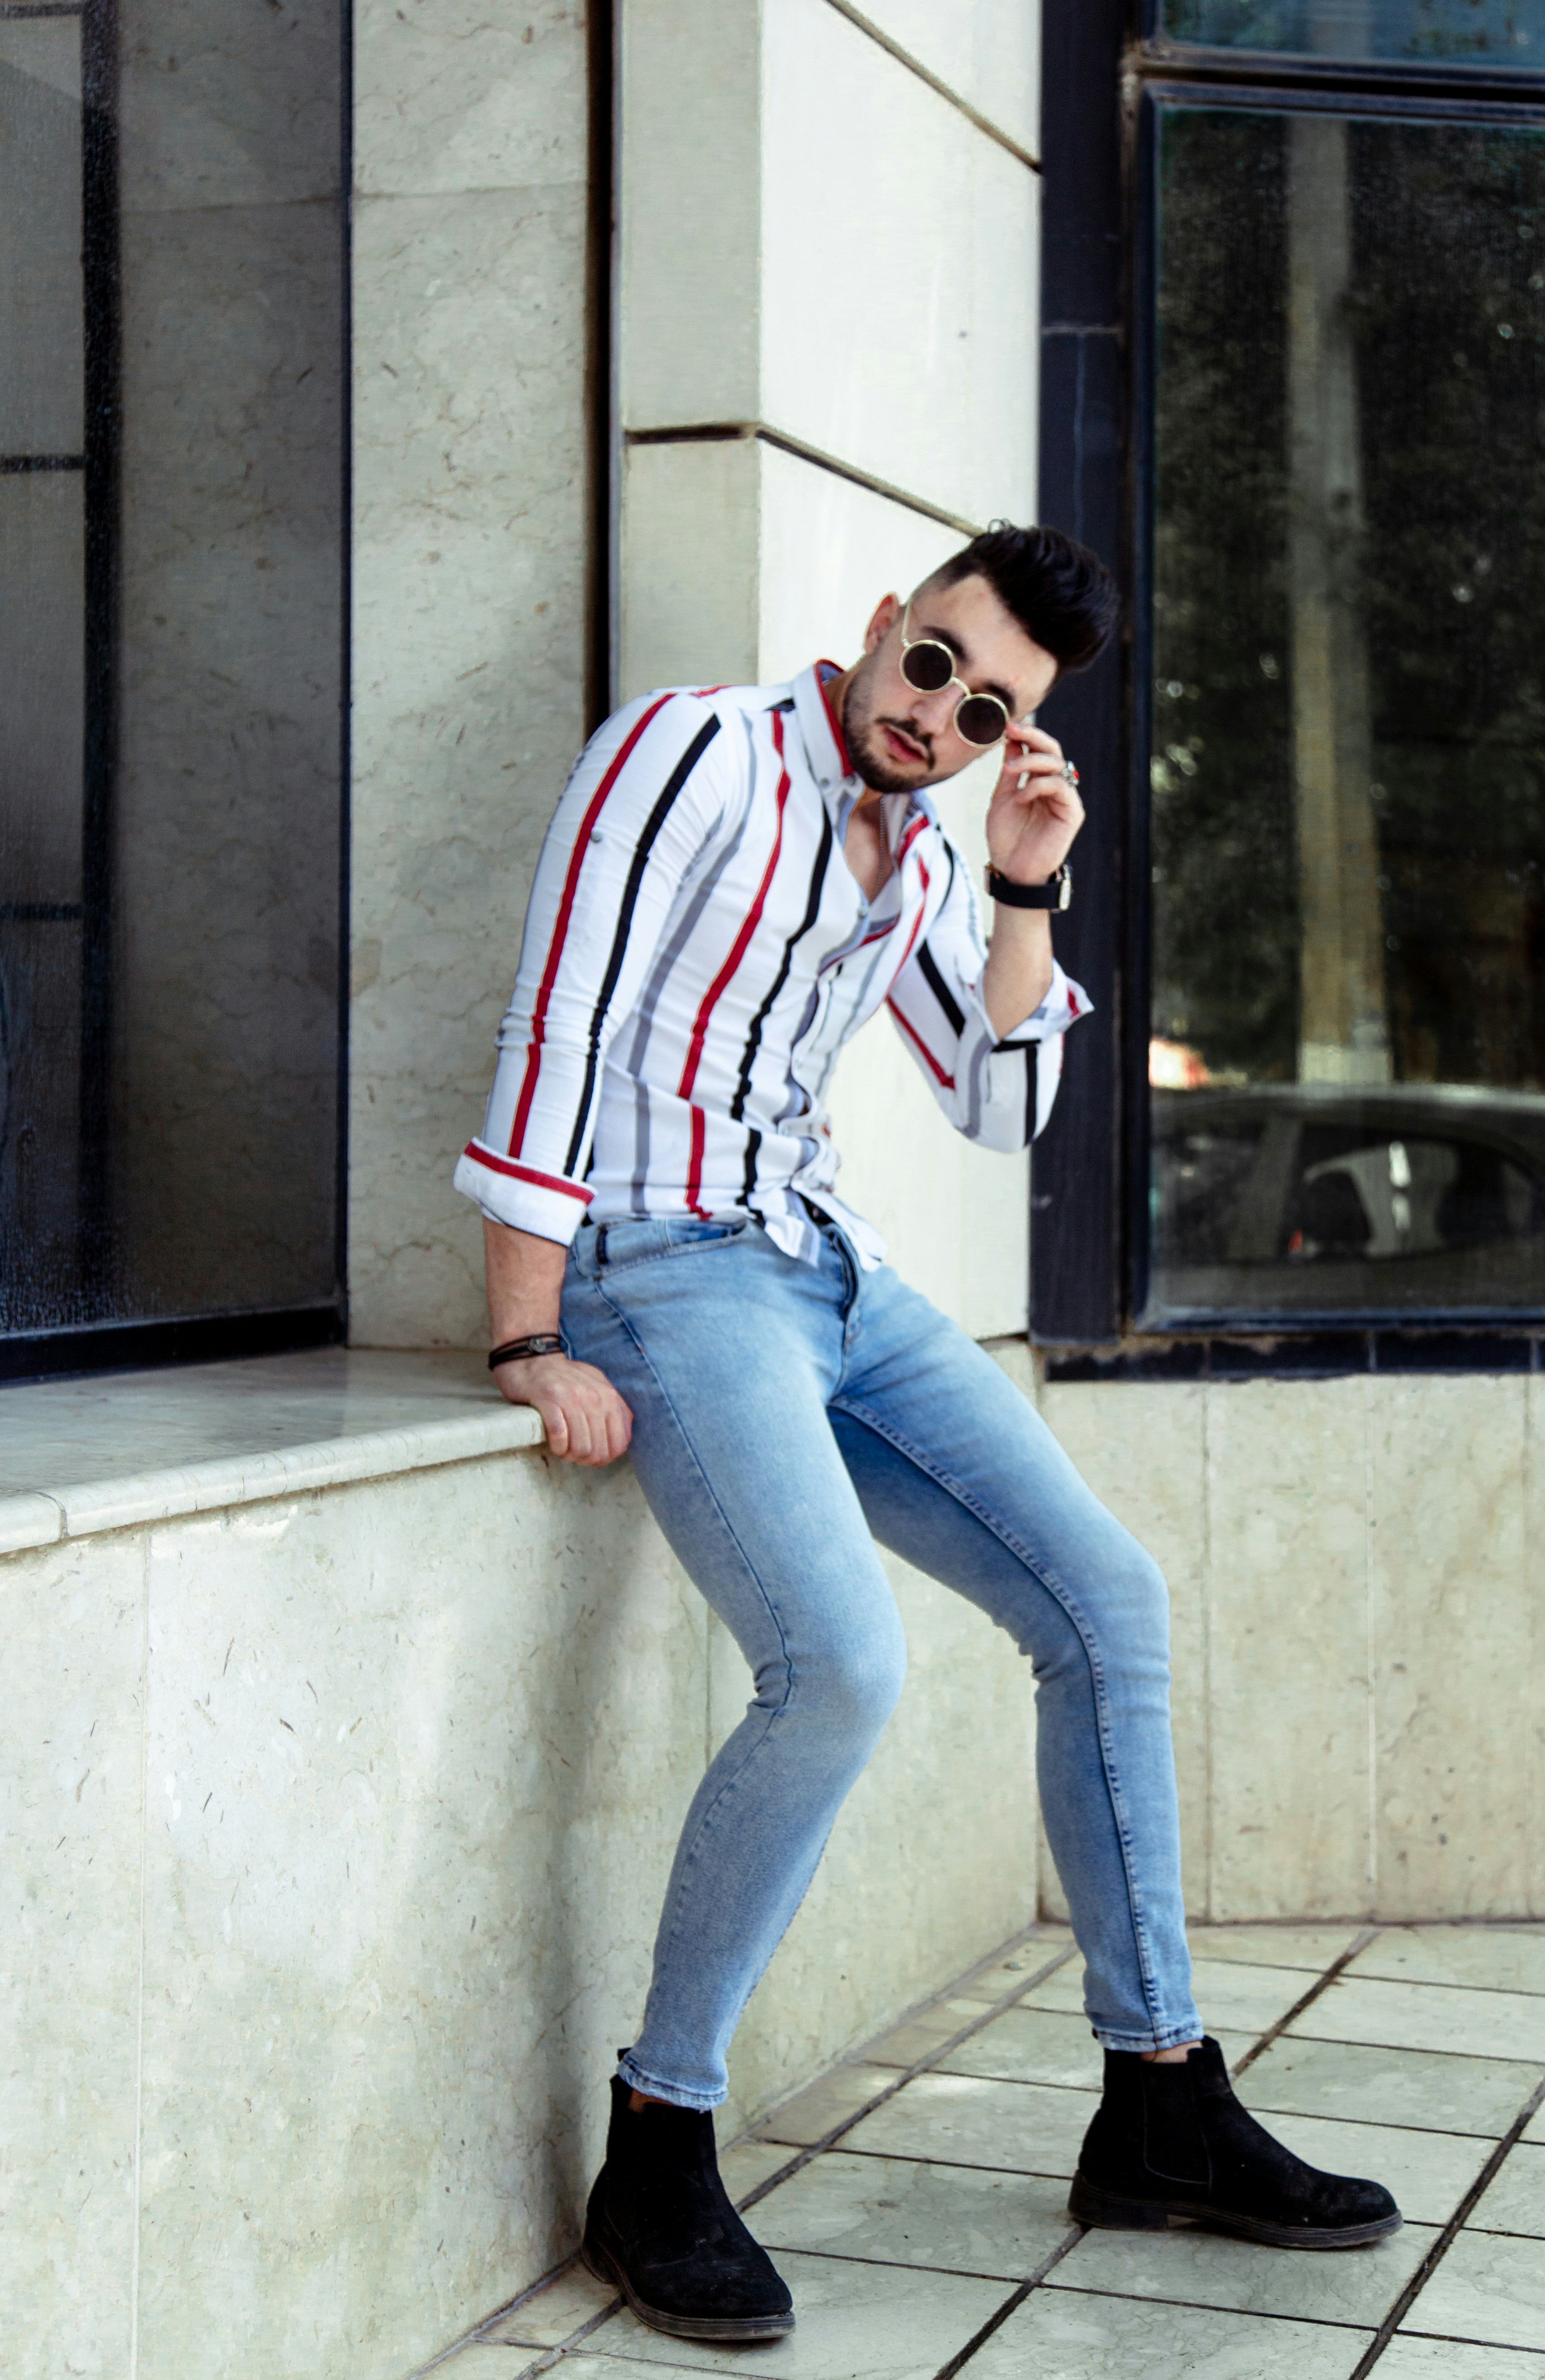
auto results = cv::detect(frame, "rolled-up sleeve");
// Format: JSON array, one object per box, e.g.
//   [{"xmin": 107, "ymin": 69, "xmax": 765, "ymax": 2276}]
[
  {"xmin": 885, "ymin": 855, "xmax": 1091, "ymax": 1153},
  {"xmin": 454, "ymin": 690, "xmax": 730, "ymax": 1242}
]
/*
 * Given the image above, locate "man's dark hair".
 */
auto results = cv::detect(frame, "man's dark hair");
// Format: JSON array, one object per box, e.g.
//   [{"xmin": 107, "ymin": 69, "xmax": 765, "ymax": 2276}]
[{"xmin": 932, "ymin": 521, "xmax": 1119, "ymax": 674}]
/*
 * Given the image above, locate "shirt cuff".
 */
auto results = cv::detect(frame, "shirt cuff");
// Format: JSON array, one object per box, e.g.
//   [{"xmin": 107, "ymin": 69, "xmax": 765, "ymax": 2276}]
[
  {"xmin": 988, "ymin": 958, "xmax": 1093, "ymax": 1048},
  {"xmin": 453, "ymin": 1140, "xmax": 595, "ymax": 1245}
]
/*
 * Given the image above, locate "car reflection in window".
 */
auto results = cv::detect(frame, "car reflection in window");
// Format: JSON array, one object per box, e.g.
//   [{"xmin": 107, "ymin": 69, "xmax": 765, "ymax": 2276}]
[{"xmin": 1149, "ymin": 1086, "xmax": 1545, "ymax": 1322}]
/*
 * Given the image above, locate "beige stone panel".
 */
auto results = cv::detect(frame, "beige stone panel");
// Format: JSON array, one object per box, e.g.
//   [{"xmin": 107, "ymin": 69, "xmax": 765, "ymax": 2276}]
[
  {"xmin": 755, "ymin": 438, "xmax": 966, "ymax": 682},
  {"xmin": 1038, "ymin": 1381, "xmax": 1209, "ymax": 1916},
  {"xmin": 355, "ymin": 0, "xmax": 586, "ymax": 201},
  {"xmin": 617, "ymin": 437, "xmax": 761, "ymax": 703},
  {"xmin": 762, "ymin": 0, "xmax": 1037, "ymax": 528},
  {"xmin": 131, "ymin": 1451, "xmax": 709, "ymax": 2380},
  {"xmin": 849, "ymin": 0, "xmax": 1039, "ymax": 154},
  {"xmin": 619, "ymin": 0, "xmax": 761, "ymax": 430},
  {"xmin": 118, "ymin": 0, "xmax": 343, "ymax": 213},
  {"xmin": 1369, "ymin": 1375, "xmax": 1531, "ymax": 1919},
  {"xmin": 0, "ymin": 23, "xmax": 83, "ymax": 452},
  {"xmin": 116, "ymin": 197, "xmax": 343, "ymax": 1321},
  {"xmin": 349, "ymin": 183, "xmax": 589, "ymax": 1348},
  {"xmin": 1, "ymin": 1533, "xmax": 145, "ymax": 2380},
  {"xmin": 1205, "ymin": 1376, "xmax": 1372, "ymax": 1921},
  {"xmin": 721, "ymin": 1550, "xmax": 1038, "ymax": 2139}
]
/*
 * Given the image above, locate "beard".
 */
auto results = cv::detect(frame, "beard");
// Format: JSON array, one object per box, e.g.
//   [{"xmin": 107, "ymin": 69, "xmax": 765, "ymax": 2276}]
[{"xmin": 835, "ymin": 652, "xmax": 937, "ymax": 793}]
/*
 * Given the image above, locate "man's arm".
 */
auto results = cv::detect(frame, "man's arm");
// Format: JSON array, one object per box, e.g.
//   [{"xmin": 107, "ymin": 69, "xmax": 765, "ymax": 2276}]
[
  {"xmin": 979, "ymin": 719, "xmax": 1083, "ymax": 1037},
  {"xmin": 485, "ymin": 1217, "xmax": 633, "ymax": 1466}
]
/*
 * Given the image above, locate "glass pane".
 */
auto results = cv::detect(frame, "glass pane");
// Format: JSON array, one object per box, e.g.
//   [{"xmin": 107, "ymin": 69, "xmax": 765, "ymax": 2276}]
[
  {"xmin": 0, "ymin": 2, "xmax": 345, "ymax": 1346},
  {"xmin": 1147, "ymin": 105, "xmax": 1545, "ymax": 1321},
  {"xmin": 1161, "ymin": 1, "xmax": 1545, "ymax": 68}
]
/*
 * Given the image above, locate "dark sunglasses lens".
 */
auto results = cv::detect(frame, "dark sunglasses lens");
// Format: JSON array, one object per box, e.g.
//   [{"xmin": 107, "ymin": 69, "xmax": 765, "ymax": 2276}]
[
  {"xmin": 900, "ymin": 639, "xmax": 954, "ymax": 694},
  {"xmin": 956, "ymin": 694, "xmax": 1008, "ymax": 747}
]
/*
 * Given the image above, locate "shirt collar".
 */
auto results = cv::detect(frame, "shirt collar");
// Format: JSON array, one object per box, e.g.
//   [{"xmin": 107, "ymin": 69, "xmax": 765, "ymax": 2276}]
[{"xmin": 792, "ymin": 660, "xmax": 939, "ymax": 829}]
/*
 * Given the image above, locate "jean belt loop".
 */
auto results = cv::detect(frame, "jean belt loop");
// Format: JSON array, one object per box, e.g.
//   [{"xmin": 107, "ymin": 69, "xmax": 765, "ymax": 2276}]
[{"xmin": 595, "ymin": 1222, "xmax": 610, "ymax": 1267}]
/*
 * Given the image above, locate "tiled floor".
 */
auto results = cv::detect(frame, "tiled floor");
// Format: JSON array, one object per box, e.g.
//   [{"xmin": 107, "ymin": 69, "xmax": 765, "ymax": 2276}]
[{"xmin": 432, "ymin": 1922, "xmax": 1545, "ymax": 2380}]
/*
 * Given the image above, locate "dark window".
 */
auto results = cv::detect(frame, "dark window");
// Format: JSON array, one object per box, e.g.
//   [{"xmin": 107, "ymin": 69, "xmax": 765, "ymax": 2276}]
[
  {"xmin": 1034, "ymin": 0, "xmax": 1545, "ymax": 1359},
  {"xmin": 0, "ymin": 1, "xmax": 347, "ymax": 1378}
]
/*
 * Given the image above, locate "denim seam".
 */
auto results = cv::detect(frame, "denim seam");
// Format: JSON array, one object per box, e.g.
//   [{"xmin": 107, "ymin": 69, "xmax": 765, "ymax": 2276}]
[
  {"xmin": 829, "ymin": 1391, "xmax": 1184, "ymax": 2044},
  {"xmin": 581, "ymin": 1224, "xmax": 752, "ymax": 1282},
  {"xmin": 590, "ymin": 1274, "xmax": 819, "ymax": 2090}
]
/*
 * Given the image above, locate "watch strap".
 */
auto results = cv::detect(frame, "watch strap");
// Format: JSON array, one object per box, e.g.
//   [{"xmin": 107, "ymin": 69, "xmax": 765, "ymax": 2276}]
[{"xmin": 986, "ymin": 863, "xmax": 1072, "ymax": 911}]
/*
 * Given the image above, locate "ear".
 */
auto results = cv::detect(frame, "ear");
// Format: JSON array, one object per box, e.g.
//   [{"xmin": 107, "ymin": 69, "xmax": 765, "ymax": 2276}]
[{"xmin": 862, "ymin": 592, "xmax": 901, "ymax": 655}]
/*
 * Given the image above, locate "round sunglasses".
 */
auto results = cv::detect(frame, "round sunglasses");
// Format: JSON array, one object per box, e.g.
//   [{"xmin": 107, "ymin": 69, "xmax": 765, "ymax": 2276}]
[{"xmin": 898, "ymin": 601, "xmax": 1013, "ymax": 747}]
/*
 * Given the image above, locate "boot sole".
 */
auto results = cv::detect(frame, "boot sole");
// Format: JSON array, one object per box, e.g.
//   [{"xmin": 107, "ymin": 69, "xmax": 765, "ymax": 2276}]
[
  {"xmin": 581, "ymin": 2232, "xmax": 796, "ymax": 2342},
  {"xmin": 1068, "ymin": 2172, "xmax": 1403, "ymax": 2251}
]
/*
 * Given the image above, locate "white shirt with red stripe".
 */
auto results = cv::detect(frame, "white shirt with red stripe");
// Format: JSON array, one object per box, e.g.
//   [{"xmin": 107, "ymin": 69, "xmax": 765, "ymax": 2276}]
[{"xmin": 454, "ymin": 662, "xmax": 1090, "ymax": 1269}]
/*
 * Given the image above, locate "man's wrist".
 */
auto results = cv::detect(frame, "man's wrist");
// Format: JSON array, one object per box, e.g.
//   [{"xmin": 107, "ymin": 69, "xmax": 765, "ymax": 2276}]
[{"xmin": 488, "ymin": 1332, "xmax": 568, "ymax": 1371}]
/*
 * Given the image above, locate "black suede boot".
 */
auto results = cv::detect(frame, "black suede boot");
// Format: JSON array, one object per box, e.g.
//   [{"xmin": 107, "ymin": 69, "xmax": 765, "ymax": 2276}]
[
  {"xmin": 1070, "ymin": 2037, "xmax": 1402, "ymax": 2249},
  {"xmin": 581, "ymin": 2077, "xmax": 795, "ymax": 2341}
]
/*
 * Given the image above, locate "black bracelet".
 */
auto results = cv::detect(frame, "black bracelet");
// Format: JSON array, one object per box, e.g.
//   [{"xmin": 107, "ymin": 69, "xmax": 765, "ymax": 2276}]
[
  {"xmin": 986, "ymin": 863, "xmax": 1072, "ymax": 911},
  {"xmin": 488, "ymin": 1333, "xmax": 567, "ymax": 1370}
]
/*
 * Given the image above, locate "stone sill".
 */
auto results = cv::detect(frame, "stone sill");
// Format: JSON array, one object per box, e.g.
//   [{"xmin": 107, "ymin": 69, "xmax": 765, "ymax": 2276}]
[{"xmin": 0, "ymin": 1348, "xmax": 546, "ymax": 1556}]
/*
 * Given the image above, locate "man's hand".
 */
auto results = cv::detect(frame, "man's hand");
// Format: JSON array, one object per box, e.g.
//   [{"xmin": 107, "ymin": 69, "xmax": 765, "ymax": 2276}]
[
  {"xmin": 491, "ymin": 1350, "xmax": 634, "ymax": 1466},
  {"xmin": 987, "ymin": 721, "xmax": 1085, "ymax": 887}
]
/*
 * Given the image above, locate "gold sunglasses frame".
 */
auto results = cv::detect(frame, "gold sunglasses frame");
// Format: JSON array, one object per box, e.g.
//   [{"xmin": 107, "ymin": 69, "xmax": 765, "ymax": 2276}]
[{"xmin": 898, "ymin": 600, "xmax": 1012, "ymax": 748}]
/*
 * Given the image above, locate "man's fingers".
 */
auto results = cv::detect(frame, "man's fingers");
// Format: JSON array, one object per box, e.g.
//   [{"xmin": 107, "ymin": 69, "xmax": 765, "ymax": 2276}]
[{"xmin": 542, "ymin": 1399, "xmax": 571, "ymax": 1457}]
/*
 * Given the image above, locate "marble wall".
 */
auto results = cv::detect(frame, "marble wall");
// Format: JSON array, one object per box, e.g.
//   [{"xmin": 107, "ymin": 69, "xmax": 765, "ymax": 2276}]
[
  {"xmin": 1035, "ymin": 1368, "xmax": 1545, "ymax": 1928},
  {"xmin": 4, "ymin": 1428, "xmax": 1036, "ymax": 2379}
]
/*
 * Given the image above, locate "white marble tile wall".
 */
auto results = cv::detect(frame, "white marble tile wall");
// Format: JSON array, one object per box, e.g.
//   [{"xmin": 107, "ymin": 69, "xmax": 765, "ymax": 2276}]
[
  {"xmin": 1037, "ymin": 1369, "xmax": 1545, "ymax": 1927},
  {"xmin": 3, "ymin": 1435, "xmax": 1038, "ymax": 2378}
]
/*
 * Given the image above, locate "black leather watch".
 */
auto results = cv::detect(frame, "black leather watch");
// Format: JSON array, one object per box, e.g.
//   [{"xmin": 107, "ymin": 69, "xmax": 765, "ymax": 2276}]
[{"xmin": 986, "ymin": 863, "xmax": 1072, "ymax": 911}]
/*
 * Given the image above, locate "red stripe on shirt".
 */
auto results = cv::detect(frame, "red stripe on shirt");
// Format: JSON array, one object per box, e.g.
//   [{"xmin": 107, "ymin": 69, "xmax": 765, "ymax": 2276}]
[
  {"xmin": 887, "ymin": 997, "xmax": 955, "ymax": 1088},
  {"xmin": 816, "ymin": 664, "xmax": 852, "ymax": 776},
  {"xmin": 1067, "ymin": 984, "xmax": 1080, "ymax": 1018},
  {"xmin": 686, "ymin": 1106, "xmax": 708, "ymax": 1220},
  {"xmin": 507, "ymin": 692, "xmax": 676, "ymax": 1154},
  {"xmin": 893, "ymin": 855, "xmax": 931, "ymax": 974},
  {"xmin": 464, "ymin": 1143, "xmax": 594, "ymax": 1203}
]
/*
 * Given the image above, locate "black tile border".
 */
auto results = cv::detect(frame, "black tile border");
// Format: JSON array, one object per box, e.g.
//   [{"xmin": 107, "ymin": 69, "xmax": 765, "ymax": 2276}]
[{"xmin": 1044, "ymin": 1331, "xmax": 1544, "ymax": 1383}]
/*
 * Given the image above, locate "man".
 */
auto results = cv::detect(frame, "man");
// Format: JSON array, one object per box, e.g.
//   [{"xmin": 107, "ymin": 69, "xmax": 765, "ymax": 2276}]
[{"xmin": 454, "ymin": 525, "xmax": 1399, "ymax": 2344}]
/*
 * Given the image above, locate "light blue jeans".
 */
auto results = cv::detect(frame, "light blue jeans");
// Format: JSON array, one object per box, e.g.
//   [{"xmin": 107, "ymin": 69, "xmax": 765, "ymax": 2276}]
[{"xmin": 562, "ymin": 1209, "xmax": 1201, "ymax": 2111}]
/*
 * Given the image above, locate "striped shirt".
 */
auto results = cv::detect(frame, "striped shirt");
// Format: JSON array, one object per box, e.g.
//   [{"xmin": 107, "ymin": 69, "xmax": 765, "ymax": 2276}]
[{"xmin": 454, "ymin": 662, "xmax": 1089, "ymax": 1269}]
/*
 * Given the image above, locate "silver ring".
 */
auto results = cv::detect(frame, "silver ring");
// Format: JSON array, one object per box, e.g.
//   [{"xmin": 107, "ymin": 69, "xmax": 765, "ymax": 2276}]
[{"xmin": 1061, "ymin": 759, "xmax": 1080, "ymax": 787}]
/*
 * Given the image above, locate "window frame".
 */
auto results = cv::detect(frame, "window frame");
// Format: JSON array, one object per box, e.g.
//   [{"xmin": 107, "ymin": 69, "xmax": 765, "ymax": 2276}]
[{"xmin": 1032, "ymin": 0, "xmax": 1545, "ymax": 1377}]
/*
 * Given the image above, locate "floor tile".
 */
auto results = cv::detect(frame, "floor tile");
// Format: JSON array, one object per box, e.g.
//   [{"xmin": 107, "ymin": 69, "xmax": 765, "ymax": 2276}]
[
  {"xmin": 864, "ymin": 1997, "xmax": 999, "ymax": 2067},
  {"xmin": 721, "ymin": 2139, "xmax": 800, "ymax": 2205},
  {"xmin": 841, "ymin": 2072, "xmax": 1098, "ymax": 2179},
  {"xmin": 1188, "ymin": 1925, "xmax": 1367, "ymax": 1974},
  {"xmin": 588, "ymin": 2246, "xmax": 1014, "ymax": 2375},
  {"xmin": 1264, "ymin": 2112, "xmax": 1493, "ymax": 2228},
  {"xmin": 1379, "ymin": 2338, "xmax": 1545, "ymax": 2377},
  {"xmin": 1242, "ymin": 2035, "xmax": 1544, "ymax": 2137},
  {"xmin": 1045, "ymin": 2215, "xmax": 1434, "ymax": 2326},
  {"xmin": 435, "ymin": 2352, "xmax": 547, "ymax": 2372},
  {"xmin": 1350, "ymin": 1927, "xmax": 1545, "ymax": 1998},
  {"xmin": 936, "ymin": 2006, "xmax": 1255, "ymax": 2093},
  {"xmin": 957, "ymin": 1932, "xmax": 1076, "ymax": 2003},
  {"xmin": 1022, "ymin": 1952, "xmax": 1313, "ymax": 2039},
  {"xmin": 1403, "ymin": 2229, "xmax": 1545, "ymax": 2350},
  {"xmin": 481, "ymin": 2259, "xmax": 617, "ymax": 2346},
  {"xmin": 966, "ymin": 2288, "xmax": 1373, "ymax": 2379},
  {"xmin": 544, "ymin": 2360, "xmax": 725, "ymax": 2380},
  {"xmin": 1469, "ymin": 2143, "xmax": 1545, "ymax": 2240},
  {"xmin": 1528, "ymin": 2104, "xmax": 1545, "ymax": 2146},
  {"xmin": 752, "ymin": 2063, "xmax": 895, "ymax": 2147},
  {"xmin": 1294, "ymin": 1977, "xmax": 1545, "ymax": 2064},
  {"xmin": 749, "ymin": 2150, "xmax": 1074, "ymax": 2280}
]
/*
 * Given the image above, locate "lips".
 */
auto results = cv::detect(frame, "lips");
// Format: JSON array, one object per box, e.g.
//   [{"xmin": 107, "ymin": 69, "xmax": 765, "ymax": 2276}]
[{"xmin": 881, "ymin": 723, "xmax": 927, "ymax": 765}]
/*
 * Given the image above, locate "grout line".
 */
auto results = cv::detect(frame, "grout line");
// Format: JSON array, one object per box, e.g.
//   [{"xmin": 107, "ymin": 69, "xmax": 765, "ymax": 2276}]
[
  {"xmin": 1045, "ymin": 2278, "xmax": 1387, "ymax": 2333},
  {"xmin": 1229, "ymin": 1926, "xmax": 1383, "ymax": 2078},
  {"xmin": 736, "ymin": 1936, "xmax": 1082, "ymax": 2213},
  {"xmin": 1346, "ymin": 2070, "xmax": 1545, "ymax": 2380},
  {"xmin": 819, "ymin": 0, "xmax": 1041, "ymax": 172},
  {"xmin": 932, "ymin": 2229, "xmax": 1086, "ymax": 2380},
  {"xmin": 127, "ymin": 1535, "xmax": 150, "ymax": 2380}
]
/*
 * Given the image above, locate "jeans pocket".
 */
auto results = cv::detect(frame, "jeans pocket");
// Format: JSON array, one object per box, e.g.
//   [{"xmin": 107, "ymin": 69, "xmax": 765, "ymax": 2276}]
[{"xmin": 664, "ymin": 1218, "xmax": 751, "ymax": 1250}]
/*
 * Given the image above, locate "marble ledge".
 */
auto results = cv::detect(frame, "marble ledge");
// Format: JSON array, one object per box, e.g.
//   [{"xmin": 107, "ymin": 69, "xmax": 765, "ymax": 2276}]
[{"xmin": 0, "ymin": 1350, "xmax": 548, "ymax": 1559}]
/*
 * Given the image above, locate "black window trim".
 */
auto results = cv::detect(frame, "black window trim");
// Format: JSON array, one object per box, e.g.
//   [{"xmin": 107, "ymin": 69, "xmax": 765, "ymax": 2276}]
[{"xmin": 1033, "ymin": 0, "xmax": 1545, "ymax": 1381}]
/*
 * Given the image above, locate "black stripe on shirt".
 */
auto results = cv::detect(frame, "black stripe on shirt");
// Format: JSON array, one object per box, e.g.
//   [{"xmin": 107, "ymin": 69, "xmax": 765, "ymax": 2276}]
[
  {"xmin": 729, "ymin": 802, "xmax": 833, "ymax": 1122},
  {"xmin": 561, "ymin": 714, "xmax": 722, "ymax": 1176},
  {"xmin": 1025, "ymin": 1044, "xmax": 1039, "ymax": 1145},
  {"xmin": 741, "ymin": 1124, "xmax": 762, "ymax": 1206},
  {"xmin": 915, "ymin": 938, "xmax": 965, "ymax": 1038}
]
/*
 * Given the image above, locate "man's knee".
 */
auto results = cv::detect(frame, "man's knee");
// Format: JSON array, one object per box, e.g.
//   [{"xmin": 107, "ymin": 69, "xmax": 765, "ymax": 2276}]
[{"xmin": 773, "ymin": 1619, "xmax": 907, "ymax": 1745}]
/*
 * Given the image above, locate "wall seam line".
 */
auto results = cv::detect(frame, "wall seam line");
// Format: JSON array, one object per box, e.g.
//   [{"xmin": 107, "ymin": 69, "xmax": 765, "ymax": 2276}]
[
  {"xmin": 1199, "ymin": 1381, "xmax": 1214, "ymax": 1925},
  {"xmin": 818, "ymin": 0, "xmax": 1042, "ymax": 172},
  {"xmin": 624, "ymin": 421, "xmax": 983, "ymax": 536},
  {"xmin": 1364, "ymin": 1373, "xmax": 1378, "ymax": 1918}
]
